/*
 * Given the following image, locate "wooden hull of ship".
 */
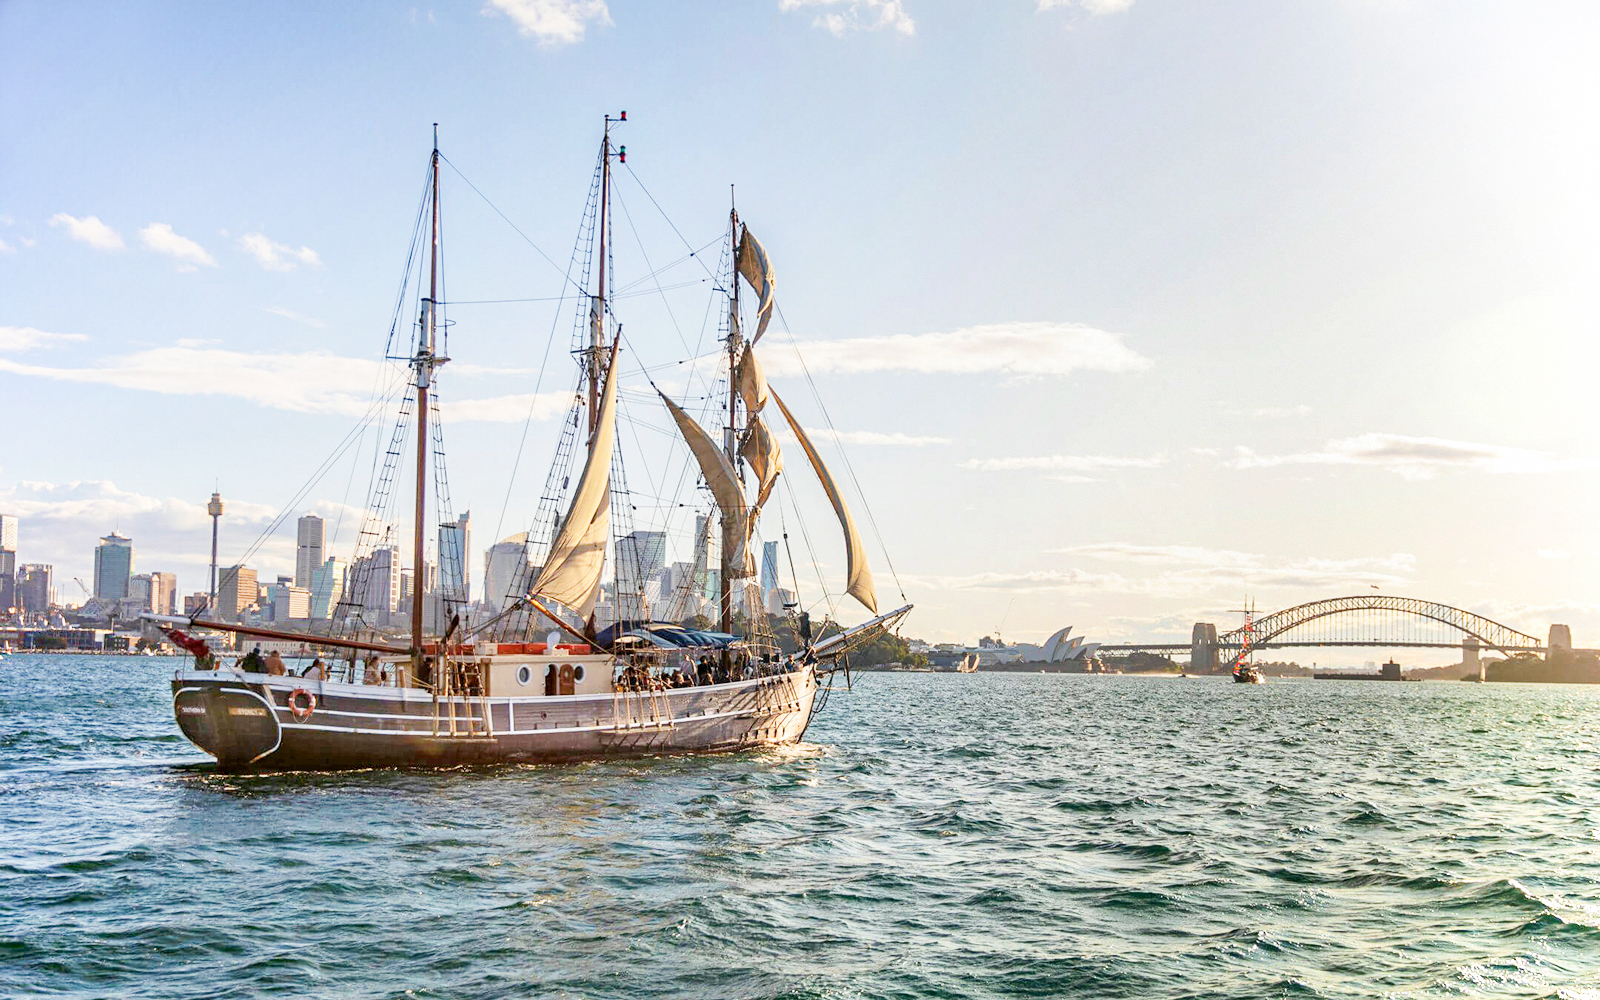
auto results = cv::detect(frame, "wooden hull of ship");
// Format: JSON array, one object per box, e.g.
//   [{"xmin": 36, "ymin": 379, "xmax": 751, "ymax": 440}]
[{"xmin": 170, "ymin": 665, "xmax": 819, "ymax": 772}]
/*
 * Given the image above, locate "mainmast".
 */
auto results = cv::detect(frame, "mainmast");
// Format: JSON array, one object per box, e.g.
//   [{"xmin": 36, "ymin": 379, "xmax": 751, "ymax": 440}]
[
  {"xmin": 412, "ymin": 125, "xmax": 443, "ymax": 655},
  {"xmin": 721, "ymin": 198, "xmax": 742, "ymax": 638}
]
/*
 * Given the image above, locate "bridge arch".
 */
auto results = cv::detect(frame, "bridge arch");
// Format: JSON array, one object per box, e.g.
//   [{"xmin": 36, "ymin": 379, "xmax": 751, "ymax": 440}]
[{"xmin": 1217, "ymin": 595, "xmax": 1541, "ymax": 658}]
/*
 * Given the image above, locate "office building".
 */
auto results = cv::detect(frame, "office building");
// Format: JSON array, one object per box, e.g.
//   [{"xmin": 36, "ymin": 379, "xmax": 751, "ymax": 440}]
[
  {"xmin": 309, "ymin": 557, "xmax": 346, "ymax": 619},
  {"xmin": 760, "ymin": 540, "xmax": 780, "ymax": 598},
  {"xmin": 347, "ymin": 546, "xmax": 400, "ymax": 620},
  {"xmin": 18, "ymin": 564, "xmax": 53, "ymax": 613},
  {"xmin": 148, "ymin": 571, "xmax": 177, "ymax": 616},
  {"xmin": 617, "ymin": 530, "xmax": 667, "ymax": 585},
  {"xmin": 129, "ymin": 574, "xmax": 155, "ymax": 613},
  {"xmin": 183, "ymin": 592, "xmax": 208, "ymax": 616},
  {"xmin": 215, "ymin": 565, "xmax": 258, "ymax": 622},
  {"xmin": 270, "ymin": 581, "xmax": 311, "ymax": 622},
  {"xmin": 295, "ymin": 514, "xmax": 325, "ymax": 588},
  {"xmin": 484, "ymin": 533, "xmax": 532, "ymax": 612},
  {"xmin": 93, "ymin": 533, "xmax": 134, "ymax": 599},
  {"xmin": 0, "ymin": 514, "xmax": 16, "ymax": 615},
  {"xmin": 438, "ymin": 511, "xmax": 471, "ymax": 605}
]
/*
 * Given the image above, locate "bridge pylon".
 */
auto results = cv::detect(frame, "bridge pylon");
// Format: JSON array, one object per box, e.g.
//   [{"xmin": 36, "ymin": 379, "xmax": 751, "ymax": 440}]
[{"xmin": 1191, "ymin": 622, "xmax": 1219, "ymax": 673}]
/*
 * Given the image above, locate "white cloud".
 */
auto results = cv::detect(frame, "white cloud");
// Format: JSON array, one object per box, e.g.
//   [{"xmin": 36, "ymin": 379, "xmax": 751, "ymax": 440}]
[
  {"xmin": 0, "ymin": 237, "xmax": 15, "ymax": 254},
  {"xmin": 0, "ymin": 326, "xmax": 88, "ymax": 352},
  {"xmin": 264, "ymin": 307, "xmax": 326, "ymax": 329},
  {"xmin": 1228, "ymin": 433, "xmax": 1582, "ymax": 480},
  {"xmin": 779, "ymin": 0, "xmax": 914, "ymax": 36},
  {"xmin": 961, "ymin": 453, "xmax": 1163, "ymax": 472},
  {"xmin": 1225, "ymin": 403, "xmax": 1311, "ymax": 419},
  {"xmin": 909, "ymin": 548, "xmax": 1413, "ymax": 597},
  {"xmin": 443, "ymin": 391, "xmax": 576, "ymax": 423},
  {"xmin": 239, "ymin": 232, "xmax": 321, "ymax": 272},
  {"xmin": 139, "ymin": 223, "xmax": 218, "ymax": 271},
  {"xmin": 0, "ymin": 479, "xmax": 315, "ymax": 593},
  {"xmin": 49, "ymin": 213, "xmax": 124, "ymax": 251},
  {"xmin": 1039, "ymin": 0, "xmax": 1134, "ymax": 13},
  {"xmin": 0, "ymin": 343, "xmax": 569, "ymax": 423},
  {"xmin": 484, "ymin": 0, "xmax": 611, "ymax": 45},
  {"xmin": 804, "ymin": 427, "xmax": 949, "ymax": 446},
  {"xmin": 767, "ymin": 321, "xmax": 1149, "ymax": 378}
]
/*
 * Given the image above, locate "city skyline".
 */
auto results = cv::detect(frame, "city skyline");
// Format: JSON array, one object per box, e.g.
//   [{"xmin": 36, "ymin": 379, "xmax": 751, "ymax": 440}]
[{"xmin": 3, "ymin": 2, "xmax": 1597, "ymax": 644}]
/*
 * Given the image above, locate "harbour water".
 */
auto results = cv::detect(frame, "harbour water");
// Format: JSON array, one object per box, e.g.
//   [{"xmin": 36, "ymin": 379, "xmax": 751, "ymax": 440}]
[{"xmin": 3, "ymin": 655, "xmax": 1599, "ymax": 999}]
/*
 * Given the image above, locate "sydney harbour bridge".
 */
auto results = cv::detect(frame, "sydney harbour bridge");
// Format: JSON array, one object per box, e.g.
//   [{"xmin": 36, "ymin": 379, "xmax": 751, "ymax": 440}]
[{"xmin": 1096, "ymin": 595, "xmax": 1582, "ymax": 677}]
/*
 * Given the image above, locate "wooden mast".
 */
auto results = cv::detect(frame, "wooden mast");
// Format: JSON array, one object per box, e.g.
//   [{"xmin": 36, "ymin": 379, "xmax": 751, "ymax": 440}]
[
  {"xmin": 591, "ymin": 118, "xmax": 613, "ymax": 434},
  {"xmin": 412, "ymin": 126, "xmax": 441, "ymax": 657},
  {"xmin": 721, "ymin": 198, "xmax": 741, "ymax": 640}
]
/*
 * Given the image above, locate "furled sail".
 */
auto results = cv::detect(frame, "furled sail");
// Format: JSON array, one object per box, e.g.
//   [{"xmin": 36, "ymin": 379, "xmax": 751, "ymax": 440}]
[
  {"xmin": 659, "ymin": 393, "xmax": 754, "ymax": 578},
  {"xmin": 529, "ymin": 347, "xmax": 619, "ymax": 620},
  {"xmin": 739, "ymin": 413, "xmax": 782, "ymax": 509},
  {"xmin": 770, "ymin": 388, "xmax": 877, "ymax": 615},
  {"xmin": 736, "ymin": 228, "xmax": 776, "ymax": 344},
  {"xmin": 736, "ymin": 344, "xmax": 768, "ymax": 414}
]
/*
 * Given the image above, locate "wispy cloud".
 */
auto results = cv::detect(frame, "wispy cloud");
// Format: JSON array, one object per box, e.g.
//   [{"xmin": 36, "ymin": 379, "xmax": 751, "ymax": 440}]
[
  {"xmin": 0, "ymin": 479, "xmax": 296, "ymax": 589},
  {"xmin": 0, "ymin": 326, "xmax": 88, "ymax": 352},
  {"xmin": 804, "ymin": 427, "xmax": 949, "ymax": 446},
  {"xmin": 264, "ymin": 306, "xmax": 326, "ymax": 329},
  {"xmin": 239, "ymin": 232, "xmax": 321, "ymax": 272},
  {"xmin": 444, "ymin": 391, "xmax": 576, "ymax": 423},
  {"xmin": 0, "ymin": 343, "xmax": 567, "ymax": 423},
  {"xmin": 962, "ymin": 453, "xmax": 1163, "ymax": 472},
  {"xmin": 779, "ymin": 0, "xmax": 914, "ymax": 36},
  {"xmin": 908, "ymin": 548, "xmax": 1413, "ymax": 596},
  {"xmin": 139, "ymin": 223, "xmax": 217, "ymax": 271},
  {"xmin": 1224, "ymin": 404, "xmax": 1312, "ymax": 420},
  {"xmin": 1228, "ymin": 433, "xmax": 1582, "ymax": 480},
  {"xmin": 484, "ymin": 0, "xmax": 611, "ymax": 45},
  {"xmin": 0, "ymin": 237, "xmax": 15, "ymax": 254},
  {"xmin": 1039, "ymin": 0, "xmax": 1134, "ymax": 14},
  {"xmin": 49, "ymin": 213, "xmax": 124, "ymax": 251},
  {"xmin": 767, "ymin": 321, "xmax": 1149, "ymax": 378}
]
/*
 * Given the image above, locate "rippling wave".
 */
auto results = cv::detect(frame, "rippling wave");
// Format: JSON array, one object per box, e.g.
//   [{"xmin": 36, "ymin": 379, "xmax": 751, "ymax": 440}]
[{"xmin": 3, "ymin": 655, "xmax": 1600, "ymax": 998}]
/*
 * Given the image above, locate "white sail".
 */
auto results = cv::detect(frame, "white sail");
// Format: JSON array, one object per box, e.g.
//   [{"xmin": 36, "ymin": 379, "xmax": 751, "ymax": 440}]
[
  {"xmin": 737, "ymin": 344, "xmax": 769, "ymax": 415},
  {"xmin": 736, "ymin": 228, "xmax": 776, "ymax": 344},
  {"xmin": 659, "ymin": 394, "xmax": 754, "ymax": 579},
  {"xmin": 770, "ymin": 388, "xmax": 878, "ymax": 615},
  {"xmin": 530, "ymin": 352, "xmax": 619, "ymax": 620},
  {"xmin": 740, "ymin": 413, "xmax": 782, "ymax": 505}
]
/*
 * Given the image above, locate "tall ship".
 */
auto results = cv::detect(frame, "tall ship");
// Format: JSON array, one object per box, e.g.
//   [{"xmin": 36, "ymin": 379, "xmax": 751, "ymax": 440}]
[
  {"xmin": 1229, "ymin": 601, "xmax": 1265, "ymax": 684},
  {"xmin": 151, "ymin": 119, "xmax": 909, "ymax": 771}
]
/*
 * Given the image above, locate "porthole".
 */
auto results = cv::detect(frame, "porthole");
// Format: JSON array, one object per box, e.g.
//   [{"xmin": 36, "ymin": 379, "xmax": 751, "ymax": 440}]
[
  {"xmin": 573, "ymin": 664, "xmax": 585, "ymax": 682},
  {"xmin": 516, "ymin": 665, "xmax": 532, "ymax": 686}
]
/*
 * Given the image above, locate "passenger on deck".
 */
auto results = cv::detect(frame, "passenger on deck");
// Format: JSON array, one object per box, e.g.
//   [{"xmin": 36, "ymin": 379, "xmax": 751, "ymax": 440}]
[
  {"xmin": 363, "ymin": 654, "xmax": 382, "ymax": 685},
  {"xmin": 696, "ymin": 657, "xmax": 714, "ymax": 686},
  {"xmin": 265, "ymin": 651, "xmax": 288, "ymax": 676},
  {"xmin": 713, "ymin": 660, "xmax": 730, "ymax": 685},
  {"xmin": 303, "ymin": 657, "xmax": 326, "ymax": 680},
  {"xmin": 239, "ymin": 646, "xmax": 264, "ymax": 673}
]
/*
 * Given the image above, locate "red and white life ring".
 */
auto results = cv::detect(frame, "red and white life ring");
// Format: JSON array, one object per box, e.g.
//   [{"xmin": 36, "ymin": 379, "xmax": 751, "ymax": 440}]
[{"xmin": 287, "ymin": 688, "xmax": 317, "ymax": 721}]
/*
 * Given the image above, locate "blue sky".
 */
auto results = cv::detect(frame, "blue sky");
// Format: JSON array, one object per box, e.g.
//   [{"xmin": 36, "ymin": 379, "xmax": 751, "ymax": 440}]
[{"xmin": 3, "ymin": 0, "xmax": 1597, "ymax": 654}]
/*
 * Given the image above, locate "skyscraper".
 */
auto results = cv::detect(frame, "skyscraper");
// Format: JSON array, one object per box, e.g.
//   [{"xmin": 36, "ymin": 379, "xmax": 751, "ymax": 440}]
[
  {"xmin": 93, "ymin": 533, "xmax": 134, "ymax": 599},
  {"xmin": 760, "ymin": 540, "xmax": 780, "ymax": 598},
  {"xmin": 438, "ymin": 511, "xmax": 471, "ymax": 605},
  {"xmin": 309, "ymin": 557, "xmax": 346, "ymax": 619},
  {"xmin": 347, "ymin": 546, "xmax": 400, "ymax": 619},
  {"xmin": 295, "ymin": 514, "xmax": 325, "ymax": 588},
  {"xmin": 0, "ymin": 514, "xmax": 19, "ymax": 614},
  {"xmin": 148, "ymin": 571, "xmax": 177, "ymax": 616},
  {"xmin": 215, "ymin": 565, "xmax": 258, "ymax": 622},
  {"xmin": 18, "ymin": 564, "xmax": 53, "ymax": 613},
  {"xmin": 617, "ymin": 530, "xmax": 667, "ymax": 584},
  {"xmin": 484, "ymin": 533, "xmax": 532, "ymax": 613}
]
